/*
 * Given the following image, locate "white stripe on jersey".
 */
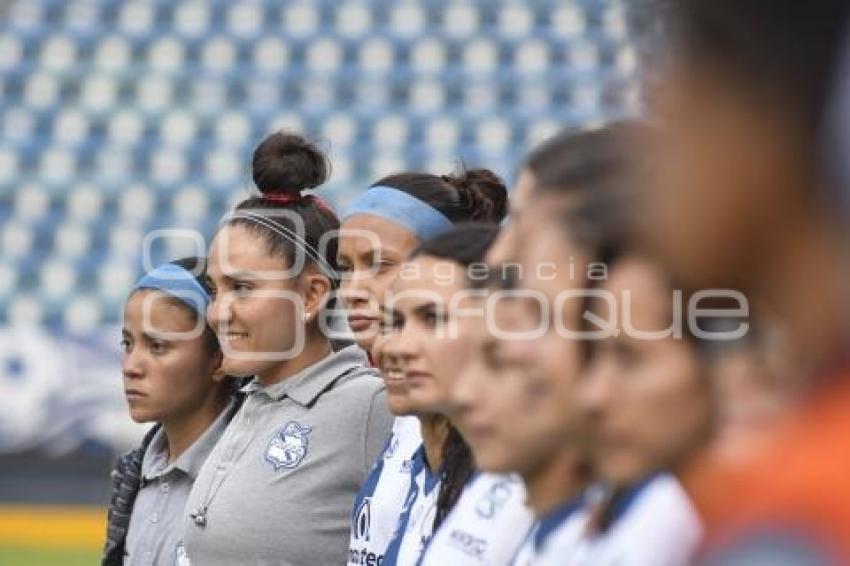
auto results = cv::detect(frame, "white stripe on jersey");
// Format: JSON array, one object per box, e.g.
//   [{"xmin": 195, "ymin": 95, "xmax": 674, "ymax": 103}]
[
  {"xmin": 421, "ymin": 473, "xmax": 534, "ymax": 566},
  {"xmin": 383, "ymin": 444, "xmax": 441, "ymax": 566},
  {"xmin": 566, "ymin": 474, "xmax": 702, "ymax": 566},
  {"xmin": 349, "ymin": 416, "xmax": 422, "ymax": 566}
]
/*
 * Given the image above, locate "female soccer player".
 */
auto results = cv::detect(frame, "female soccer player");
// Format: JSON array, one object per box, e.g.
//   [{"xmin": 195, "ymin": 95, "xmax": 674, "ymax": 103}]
[
  {"xmin": 340, "ymin": 170, "xmax": 507, "ymax": 565},
  {"xmin": 574, "ymin": 254, "xmax": 707, "ymax": 565},
  {"xmin": 378, "ymin": 224, "xmax": 504, "ymax": 565},
  {"xmin": 448, "ymin": 126, "xmax": 636, "ymax": 565},
  {"xmin": 182, "ymin": 132, "xmax": 393, "ymax": 565},
  {"xmin": 421, "ymin": 131, "xmax": 587, "ymax": 566},
  {"xmin": 103, "ymin": 257, "xmax": 237, "ymax": 566}
]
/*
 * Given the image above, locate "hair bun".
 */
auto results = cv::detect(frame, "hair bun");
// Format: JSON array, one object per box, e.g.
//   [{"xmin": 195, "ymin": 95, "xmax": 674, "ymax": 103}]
[
  {"xmin": 252, "ymin": 131, "xmax": 330, "ymax": 196},
  {"xmin": 442, "ymin": 168, "xmax": 508, "ymax": 223}
]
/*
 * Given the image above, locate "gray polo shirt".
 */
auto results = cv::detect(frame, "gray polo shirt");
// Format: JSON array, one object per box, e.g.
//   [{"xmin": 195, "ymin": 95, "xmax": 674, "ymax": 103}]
[
  {"xmin": 183, "ymin": 345, "xmax": 393, "ymax": 566},
  {"xmin": 125, "ymin": 399, "xmax": 235, "ymax": 566}
]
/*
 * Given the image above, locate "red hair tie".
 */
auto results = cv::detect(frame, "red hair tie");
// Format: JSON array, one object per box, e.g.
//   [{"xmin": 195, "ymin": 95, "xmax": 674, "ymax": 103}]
[{"xmin": 263, "ymin": 193, "xmax": 302, "ymax": 205}]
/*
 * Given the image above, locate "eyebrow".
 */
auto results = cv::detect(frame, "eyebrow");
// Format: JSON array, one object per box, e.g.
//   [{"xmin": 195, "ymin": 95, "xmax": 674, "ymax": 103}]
[{"xmin": 216, "ymin": 270, "xmax": 260, "ymax": 281}]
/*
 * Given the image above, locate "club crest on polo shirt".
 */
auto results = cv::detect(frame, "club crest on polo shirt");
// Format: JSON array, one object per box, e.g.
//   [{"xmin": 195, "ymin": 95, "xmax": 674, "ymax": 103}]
[{"xmin": 265, "ymin": 421, "xmax": 312, "ymax": 470}]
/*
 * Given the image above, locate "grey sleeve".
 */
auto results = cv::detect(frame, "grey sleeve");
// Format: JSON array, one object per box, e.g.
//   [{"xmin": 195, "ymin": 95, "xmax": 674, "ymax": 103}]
[{"xmin": 362, "ymin": 387, "xmax": 393, "ymax": 473}]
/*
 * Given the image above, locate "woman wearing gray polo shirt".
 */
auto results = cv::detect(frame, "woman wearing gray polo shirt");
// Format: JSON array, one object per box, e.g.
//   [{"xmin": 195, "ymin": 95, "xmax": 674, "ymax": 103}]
[
  {"xmin": 103, "ymin": 257, "xmax": 238, "ymax": 566},
  {"xmin": 183, "ymin": 132, "xmax": 393, "ymax": 565}
]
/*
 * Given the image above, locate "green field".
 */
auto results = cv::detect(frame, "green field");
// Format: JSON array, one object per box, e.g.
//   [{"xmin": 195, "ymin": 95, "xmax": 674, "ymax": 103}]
[{"xmin": 0, "ymin": 546, "xmax": 100, "ymax": 566}]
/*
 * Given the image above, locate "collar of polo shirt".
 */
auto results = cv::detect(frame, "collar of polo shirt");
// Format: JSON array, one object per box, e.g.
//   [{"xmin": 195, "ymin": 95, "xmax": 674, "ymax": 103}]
[
  {"xmin": 142, "ymin": 397, "xmax": 237, "ymax": 481},
  {"xmin": 240, "ymin": 345, "xmax": 370, "ymax": 406}
]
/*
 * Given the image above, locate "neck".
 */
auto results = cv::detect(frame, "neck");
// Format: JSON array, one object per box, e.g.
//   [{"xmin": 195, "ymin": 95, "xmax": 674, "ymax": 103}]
[
  {"xmin": 522, "ymin": 446, "xmax": 587, "ymax": 518},
  {"xmin": 419, "ymin": 414, "xmax": 450, "ymax": 473},
  {"xmin": 761, "ymin": 219, "xmax": 850, "ymax": 377},
  {"xmin": 257, "ymin": 334, "xmax": 332, "ymax": 387},
  {"xmin": 162, "ymin": 392, "xmax": 228, "ymax": 464}
]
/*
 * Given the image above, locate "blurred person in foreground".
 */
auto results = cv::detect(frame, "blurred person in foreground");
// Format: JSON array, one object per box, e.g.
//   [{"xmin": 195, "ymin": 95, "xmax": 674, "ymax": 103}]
[{"xmin": 640, "ymin": 0, "xmax": 850, "ymax": 561}]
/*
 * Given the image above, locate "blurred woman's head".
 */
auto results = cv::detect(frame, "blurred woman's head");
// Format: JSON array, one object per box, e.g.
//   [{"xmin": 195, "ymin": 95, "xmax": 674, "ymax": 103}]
[
  {"xmin": 122, "ymin": 257, "xmax": 228, "ymax": 424},
  {"xmin": 206, "ymin": 132, "xmax": 339, "ymax": 381},
  {"xmin": 338, "ymin": 168, "xmax": 508, "ymax": 352},
  {"xmin": 453, "ymin": 124, "xmax": 637, "ymax": 477},
  {"xmin": 641, "ymin": 0, "xmax": 850, "ymax": 291},
  {"xmin": 578, "ymin": 256, "xmax": 714, "ymax": 488}
]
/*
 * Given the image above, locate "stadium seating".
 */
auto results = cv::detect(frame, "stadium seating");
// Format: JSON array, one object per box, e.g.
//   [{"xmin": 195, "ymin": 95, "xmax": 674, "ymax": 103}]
[{"xmin": 0, "ymin": 0, "xmax": 641, "ymax": 330}]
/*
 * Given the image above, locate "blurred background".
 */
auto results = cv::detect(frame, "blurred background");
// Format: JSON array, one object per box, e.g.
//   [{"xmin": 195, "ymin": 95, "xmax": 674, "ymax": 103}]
[{"xmin": 0, "ymin": 0, "xmax": 643, "ymax": 562}]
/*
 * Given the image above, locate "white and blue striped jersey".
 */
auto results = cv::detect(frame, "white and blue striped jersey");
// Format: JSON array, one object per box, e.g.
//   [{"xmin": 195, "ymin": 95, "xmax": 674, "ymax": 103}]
[
  {"xmin": 566, "ymin": 474, "xmax": 702, "ymax": 566},
  {"xmin": 421, "ymin": 473, "xmax": 534, "ymax": 566},
  {"xmin": 510, "ymin": 493, "xmax": 588, "ymax": 566},
  {"xmin": 382, "ymin": 444, "xmax": 442, "ymax": 566},
  {"xmin": 349, "ymin": 416, "xmax": 422, "ymax": 566}
]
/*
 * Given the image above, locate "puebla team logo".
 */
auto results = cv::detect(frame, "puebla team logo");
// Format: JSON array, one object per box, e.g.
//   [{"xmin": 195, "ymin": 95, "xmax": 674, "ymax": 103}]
[{"xmin": 265, "ymin": 421, "xmax": 312, "ymax": 470}]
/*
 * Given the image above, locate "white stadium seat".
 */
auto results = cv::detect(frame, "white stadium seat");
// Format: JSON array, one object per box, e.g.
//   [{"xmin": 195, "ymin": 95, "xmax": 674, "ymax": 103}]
[
  {"xmin": 63, "ymin": 296, "xmax": 102, "ymax": 334},
  {"xmin": 159, "ymin": 110, "xmax": 198, "ymax": 148},
  {"xmin": 119, "ymin": 184, "xmax": 156, "ymax": 223},
  {"xmin": 410, "ymin": 38, "xmax": 447, "ymax": 74},
  {"xmin": 336, "ymin": 3, "xmax": 372, "ymax": 38},
  {"xmin": 9, "ymin": 296, "xmax": 44, "ymax": 326},
  {"xmin": 41, "ymin": 35, "xmax": 77, "ymax": 72},
  {"xmin": 118, "ymin": 1, "xmax": 155, "ymax": 37},
  {"xmin": 0, "ymin": 36, "xmax": 23, "ymax": 71},
  {"xmin": 53, "ymin": 109, "xmax": 90, "ymax": 146},
  {"xmin": 94, "ymin": 36, "xmax": 132, "ymax": 72},
  {"xmin": 228, "ymin": 2, "xmax": 264, "ymax": 39},
  {"xmin": 53, "ymin": 222, "xmax": 92, "ymax": 259},
  {"xmin": 80, "ymin": 75, "xmax": 118, "ymax": 113},
  {"xmin": 390, "ymin": 4, "xmax": 426, "ymax": 38},
  {"xmin": 284, "ymin": 3, "xmax": 319, "ymax": 38},
  {"xmin": 66, "ymin": 184, "xmax": 104, "ymax": 222},
  {"xmin": 253, "ymin": 37, "xmax": 291, "ymax": 73},
  {"xmin": 174, "ymin": 1, "xmax": 211, "ymax": 38},
  {"xmin": 40, "ymin": 259, "xmax": 77, "ymax": 300},
  {"xmin": 1, "ymin": 222, "xmax": 33, "ymax": 260},
  {"xmin": 444, "ymin": 4, "xmax": 480, "ymax": 38},
  {"xmin": 14, "ymin": 184, "xmax": 50, "ymax": 222},
  {"xmin": 148, "ymin": 36, "xmax": 186, "ymax": 74},
  {"xmin": 201, "ymin": 36, "xmax": 238, "ymax": 73}
]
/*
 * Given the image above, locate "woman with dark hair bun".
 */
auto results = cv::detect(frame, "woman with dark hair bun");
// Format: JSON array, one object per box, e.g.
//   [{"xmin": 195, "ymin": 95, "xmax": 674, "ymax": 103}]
[
  {"xmin": 182, "ymin": 132, "xmax": 393, "ymax": 566},
  {"xmin": 339, "ymin": 168, "xmax": 508, "ymax": 565}
]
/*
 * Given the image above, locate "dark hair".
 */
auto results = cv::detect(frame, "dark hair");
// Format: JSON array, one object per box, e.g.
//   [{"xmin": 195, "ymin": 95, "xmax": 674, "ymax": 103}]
[
  {"xmin": 228, "ymin": 131, "xmax": 340, "ymax": 283},
  {"xmin": 412, "ymin": 223, "xmax": 500, "ymax": 267},
  {"xmin": 372, "ymin": 167, "xmax": 508, "ymax": 225},
  {"xmin": 533, "ymin": 122, "xmax": 640, "ymax": 201},
  {"xmin": 666, "ymin": 0, "xmax": 850, "ymax": 151},
  {"xmin": 434, "ymin": 426, "xmax": 475, "ymax": 530}
]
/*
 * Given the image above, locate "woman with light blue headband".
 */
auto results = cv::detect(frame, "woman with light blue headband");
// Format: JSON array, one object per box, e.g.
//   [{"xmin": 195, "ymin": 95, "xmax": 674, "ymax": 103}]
[
  {"xmin": 339, "ymin": 169, "xmax": 508, "ymax": 566},
  {"xmin": 103, "ymin": 257, "xmax": 240, "ymax": 566}
]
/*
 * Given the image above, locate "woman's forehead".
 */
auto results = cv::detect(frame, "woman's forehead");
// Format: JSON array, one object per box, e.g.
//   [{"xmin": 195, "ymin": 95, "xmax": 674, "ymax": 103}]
[{"xmin": 208, "ymin": 224, "xmax": 283, "ymax": 277}]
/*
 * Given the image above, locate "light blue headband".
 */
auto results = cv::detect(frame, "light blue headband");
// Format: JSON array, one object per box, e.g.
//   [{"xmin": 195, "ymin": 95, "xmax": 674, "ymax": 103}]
[
  {"xmin": 343, "ymin": 185, "xmax": 454, "ymax": 241},
  {"xmin": 132, "ymin": 264, "xmax": 210, "ymax": 317}
]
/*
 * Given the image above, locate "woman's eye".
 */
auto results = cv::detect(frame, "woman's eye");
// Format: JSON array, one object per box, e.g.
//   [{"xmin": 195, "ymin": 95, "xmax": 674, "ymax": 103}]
[
  {"xmin": 233, "ymin": 282, "xmax": 252, "ymax": 294},
  {"xmin": 150, "ymin": 340, "xmax": 168, "ymax": 354},
  {"xmin": 120, "ymin": 339, "xmax": 131, "ymax": 352}
]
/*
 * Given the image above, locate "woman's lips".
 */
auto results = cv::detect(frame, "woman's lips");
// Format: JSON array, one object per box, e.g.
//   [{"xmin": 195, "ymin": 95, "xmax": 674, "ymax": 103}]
[
  {"xmin": 405, "ymin": 370, "xmax": 432, "ymax": 385},
  {"xmin": 124, "ymin": 389, "xmax": 147, "ymax": 401},
  {"xmin": 383, "ymin": 368, "xmax": 407, "ymax": 393},
  {"xmin": 347, "ymin": 315, "xmax": 378, "ymax": 332}
]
